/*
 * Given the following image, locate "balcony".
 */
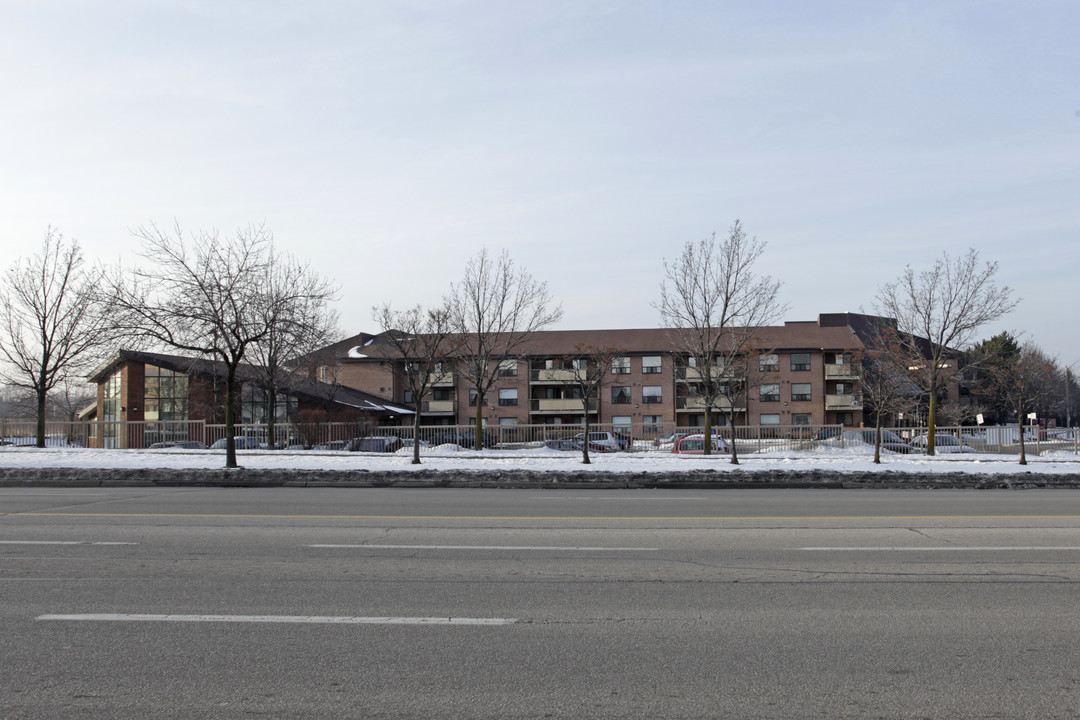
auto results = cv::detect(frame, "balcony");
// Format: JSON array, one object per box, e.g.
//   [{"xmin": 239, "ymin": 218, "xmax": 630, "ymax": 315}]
[
  {"xmin": 530, "ymin": 368, "xmax": 585, "ymax": 383},
  {"xmin": 675, "ymin": 396, "xmax": 744, "ymax": 412},
  {"xmin": 825, "ymin": 394, "xmax": 862, "ymax": 410},
  {"xmin": 428, "ymin": 372, "xmax": 454, "ymax": 387},
  {"xmin": 675, "ymin": 365, "xmax": 731, "ymax": 382},
  {"xmin": 530, "ymin": 398, "xmax": 598, "ymax": 413},
  {"xmin": 421, "ymin": 400, "xmax": 455, "ymax": 413},
  {"xmin": 824, "ymin": 364, "xmax": 858, "ymax": 380}
]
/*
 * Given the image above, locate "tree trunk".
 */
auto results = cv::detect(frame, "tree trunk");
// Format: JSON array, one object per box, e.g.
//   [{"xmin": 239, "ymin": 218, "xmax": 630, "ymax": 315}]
[
  {"xmin": 412, "ymin": 402, "xmax": 423, "ymax": 465},
  {"xmin": 474, "ymin": 395, "xmax": 484, "ymax": 451},
  {"xmin": 1018, "ymin": 415, "xmax": 1028, "ymax": 465},
  {"xmin": 927, "ymin": 391, "xmax": 938, "ymax": 456},
  {"xmin": 581, "ymin": 405, "xmax": 591, "ymax": 465},
  {"xmin": 703, "ymin": 403, "xmax": 713, "ymax": 455},
  {"xmin": 266, "ymin": 385, "xmax": 277, "ymax": 451},
  {"xmin": 35, "ymin": 383, "xmax": 47, "ymax": 449},
  {"xmin": 728, "ymin": 411, "xmax": 740, "ymax": 465},
  {"xmin": 873, "ymin": 421, "xmax": 882, "ymax": 464},
  {"xmin": 225, "ymin": 363, "xmax": 239, "ymax": 469}
]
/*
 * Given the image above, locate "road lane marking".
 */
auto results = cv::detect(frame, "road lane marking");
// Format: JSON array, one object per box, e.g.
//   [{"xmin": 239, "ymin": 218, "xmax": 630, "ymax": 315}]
[
  {"xmin": 799, "ymin": 547, "xmax": 1080, "ymax": 551},
  {"xmin": 36, "ymin": 614, "xmax": 517, "ymax": 626},
  {"xmin": 309, "ymin": 544, "xmax": 659, "ymax": 551},
  {"xmin": 13, "ymin": 512, "xmax": 1080, "ymax": 520},
  {"xmin": 0, "ymin": 541, "xmax": 137, "ymax": 546}
]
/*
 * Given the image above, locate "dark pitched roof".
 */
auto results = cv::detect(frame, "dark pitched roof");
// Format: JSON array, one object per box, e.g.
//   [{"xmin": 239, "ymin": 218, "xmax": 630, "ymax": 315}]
[{"xmin": 87, "ymin": 350, "xmax": 412, "ymax": 415}]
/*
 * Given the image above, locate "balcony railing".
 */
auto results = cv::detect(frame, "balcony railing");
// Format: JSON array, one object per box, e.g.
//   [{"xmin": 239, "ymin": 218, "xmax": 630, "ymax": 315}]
[
  {"xmin": 675, "ymin": 365, "xmax": 732, "ymax": 382},
  {"xmin": 825, "ymin": 393, "xmax": 862, "ymax": 410},
  {"xmin": 675, "ymin": 397, "xmax": 744, "ymax": 411},
  {"xmin": 824, "ymin": 364, "xmax": 858, "ymax": 379},
  {"xmin": 421, "ymin": 400, "xmax": 455, "ymax": 413},
  {"xmin": 530, "ymin": 398, "xmax": 598, "ymax": 413},
  {"xmin": 428, "ymin": 372, "xmax": 454, "ymax": 387},
  {"xmin": 530, "ymin": 368, "xmax": 585, "ymax": 383}
]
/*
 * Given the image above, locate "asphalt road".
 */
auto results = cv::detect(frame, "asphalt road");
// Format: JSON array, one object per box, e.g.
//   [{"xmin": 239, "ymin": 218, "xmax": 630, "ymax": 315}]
[{"xmin": 3, "ymin": 487, "xmax": 1080, "ymax": 719}]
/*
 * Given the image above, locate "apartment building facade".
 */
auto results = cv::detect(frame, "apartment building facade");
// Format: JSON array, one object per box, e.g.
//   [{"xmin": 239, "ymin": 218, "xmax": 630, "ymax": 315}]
[{"xmin": 320, "ymin": 313, "xmax": 896, "ymax": 430}]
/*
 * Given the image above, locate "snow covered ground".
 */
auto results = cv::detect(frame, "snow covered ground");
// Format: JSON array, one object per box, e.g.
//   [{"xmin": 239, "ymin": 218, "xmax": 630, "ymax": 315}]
[{"xmin": 1, "ymin": 443, "xmax": 1078, "ymax": 475}]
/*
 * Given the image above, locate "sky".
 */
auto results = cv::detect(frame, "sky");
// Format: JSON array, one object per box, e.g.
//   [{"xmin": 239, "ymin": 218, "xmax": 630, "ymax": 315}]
[{"xmin": 2, "ymin": 1, "xmax": 1078, "ymax": 365}]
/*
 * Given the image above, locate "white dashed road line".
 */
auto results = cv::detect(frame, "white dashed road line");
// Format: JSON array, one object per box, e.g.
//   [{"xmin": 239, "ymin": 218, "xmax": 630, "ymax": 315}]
[
  {"xmin": 309, "ymin": 544, "xmax": 659, "ymax": 551},
  {"xmin": 798, "ymin": 546, "xmax": 1080, "ymax": 551},
  {"xmin": 0, "ymin": 541, "xmax": 137, "ymax": 545},
  {"xmin": 37, "ymin": 614, "xmax": 517, "ymax": 626}
]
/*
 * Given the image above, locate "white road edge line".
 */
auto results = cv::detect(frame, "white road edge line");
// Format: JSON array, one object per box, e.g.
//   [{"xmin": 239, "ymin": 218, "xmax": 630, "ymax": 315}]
[
  {"xmin": 798, "ymin": 547, "xmax": 1080, "ymax": 551},
  {"xmin": 36, "ymin": 614, "xmax": 518, "ymax": 626},
  {"xmin": 0, "ymin": 541, "xmax": 137, "ymax": 546},
  {"xmin": 308, "ymin": 544, "xmax": 659, "ymax": 551}
]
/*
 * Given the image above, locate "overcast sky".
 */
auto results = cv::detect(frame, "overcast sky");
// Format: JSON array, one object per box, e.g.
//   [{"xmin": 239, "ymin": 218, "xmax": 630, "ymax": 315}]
[{"xmin": 3, "ymin": 1, "xmax": 1077, "ymax": 365}]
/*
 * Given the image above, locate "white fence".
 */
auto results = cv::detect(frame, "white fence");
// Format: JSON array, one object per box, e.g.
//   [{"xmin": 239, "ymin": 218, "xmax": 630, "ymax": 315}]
[{"xmin": 2, "ymin": 419, "xmax": 1077, "ymax": 456}]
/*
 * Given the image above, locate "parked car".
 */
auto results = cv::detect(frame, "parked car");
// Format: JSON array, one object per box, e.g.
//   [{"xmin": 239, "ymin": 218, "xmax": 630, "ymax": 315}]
[
  {"xmin": 428, "ymin": 430, "xmax": 496, "ymax": 449},
  {"xmin": 671, "ymin": 434, "xmax": 731, "ymax": 454},
  {"xmin": 148, "ymin": 440, "xmax": 206, "ymax": 449},
  {"xmin": 4, "ymin": 434, "xmax": 83, "ymax": 448},
  {"xmin": 209, "ymin": 436, "xmax": 261, "ymax": 450},
  {"xmin": 544, "ymin": 438, "xmax": 581, "ymax": 451},
  {"xmin": 312, "ymin": 440, "xmax": 348, "ymax": 451},
  {"xmin": 344, "ymin": 436, "xmax": 404, "ymax": 453},
  {"xmin": 573, "ymin": 431, "xmax": 628, "ymax": 452},
  {"xmin": 909, "ymin": 433, "xmax": 977, "ymax": 453},
  {"xmin": 837, "ymin": 429, "xmax": 914, "ymax": 454},
  {"xmin": 653, "ymin": 431, "xmax": 690, "ymax": 449},
  {"xmin": 399, "ymin": 438, "xmax": 431, "ymax": 449}
]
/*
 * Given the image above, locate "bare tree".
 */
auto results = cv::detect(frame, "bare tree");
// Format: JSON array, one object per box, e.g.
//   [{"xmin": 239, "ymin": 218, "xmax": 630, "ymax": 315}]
[
  {"xmin": 249, "ymin": 251, "xmax": 339, "ymax": 449},
  {"xmin": 855, "ymin": 327, "xmax": 921, "ymax": 463},
  {"xmin": 543, "ymin": 343, "xmax": 621, "ymax": 464},
  {"xmin": 0, "ymin": 229, "xmax": 114, "ymax": 447},
  {"xmin": 108, "ymin": 222, "xmax": 321, "ymax": 469},
  {"xmin": 656, "ymin": 220, "xmax": 787, "ymax": 462},
  {"xmin": 876, "ymin": 249, "xmax": 1017, "ymax": 455},
  {"xmin": 372, "ymin": 302, "xmax": 456, "ymax": 464},
  {"xmin": 983, "ymin": 342, "xmax": 1057, "ymax": 465},
  {"xmin": 449, "ymin": 248, "xmax": 563, "ymax": 450}
]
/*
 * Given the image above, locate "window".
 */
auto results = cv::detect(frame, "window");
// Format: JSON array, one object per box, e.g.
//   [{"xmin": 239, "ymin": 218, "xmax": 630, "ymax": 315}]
[
  {"xmin": 432, "ymin": 388, "xmax": 452, "ymax": 402},
  {"xmin": 792, "ymin": 413, "xmax": 812, "ymax": 426},
  {"xmin": 759, "ymin": 354, "xmax": 779, "ymax": 373},
  {"xmin": 759, "ymin": 413, "xmax": 781, "ymax": 426},
  {"xmin": 759, "ymin": 384, "xmax": 780, "ymax": 402},
  {"xmin": 612, "ymin": 416, "xmax": 632, "ymax": 432},
  {"xmin": 612, "ymin": 356, "xmax": 631, "ymax": 374},
  {"xmin": 642, "ymin": 386, "xmax": 663, "ymax": 404},
  {"xmin": 834, "ymin": 382, "xmax": 852, "ymax": 395},
  {"xmin": 241, "ymin": 385, "xmax": 297, "ymax": 424},
  {"xmin": 498, "ymin": 359, "xmax": 517, "ymax": 377},
  {"xmin": 790, "ymin": 353, "xmax": 811, "ymax": 372},
  {"xmin": 403, "ymin": 390, "xmax": 415, "ymax": 404},
  {"xmin": 838, "ymin": 412, "xmax": 854, "ymax": 426},
  {"xmin": 499, "ymin": 417, "xmax": 518, "ymax": 426},
  {"xmin": 468, "ymin": 390, "xmax": 489, "ymax": 407},
  {"xmin": 642, "ymin": 356, "xmax": 662, "ymax": 374},
  {"xmin": 572, "ymin": 358, "xmax": 588, "ymax": 370},
  {"xmin": 791, "ymin": 383, "xmax": 811, "ymax": 402},
  {"xmin": 611, "ymin": 386, "xmax": 632, "ymax": 404},
  {"xmin": 498, "ymin": 388, "xmax": 518, "ymax": 406},
  {"xmin": 643, "ymin": 415, "xmax": 663, "ymax": 433},
  {"xmin": 144, "ymin": 365, "xmax": 189, "ymax": 422}
]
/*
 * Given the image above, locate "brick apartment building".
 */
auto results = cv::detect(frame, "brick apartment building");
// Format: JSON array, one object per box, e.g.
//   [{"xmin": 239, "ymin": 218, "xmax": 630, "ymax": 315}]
[{"xmin": 315, "ymin": 312, "xmax": 925, "ymax": 431}]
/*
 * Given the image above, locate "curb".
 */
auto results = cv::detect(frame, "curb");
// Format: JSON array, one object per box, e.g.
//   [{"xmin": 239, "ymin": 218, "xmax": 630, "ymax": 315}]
[{"xmin": 3, "ymin": 467, "xmax": 1080, "ymax": 489}]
